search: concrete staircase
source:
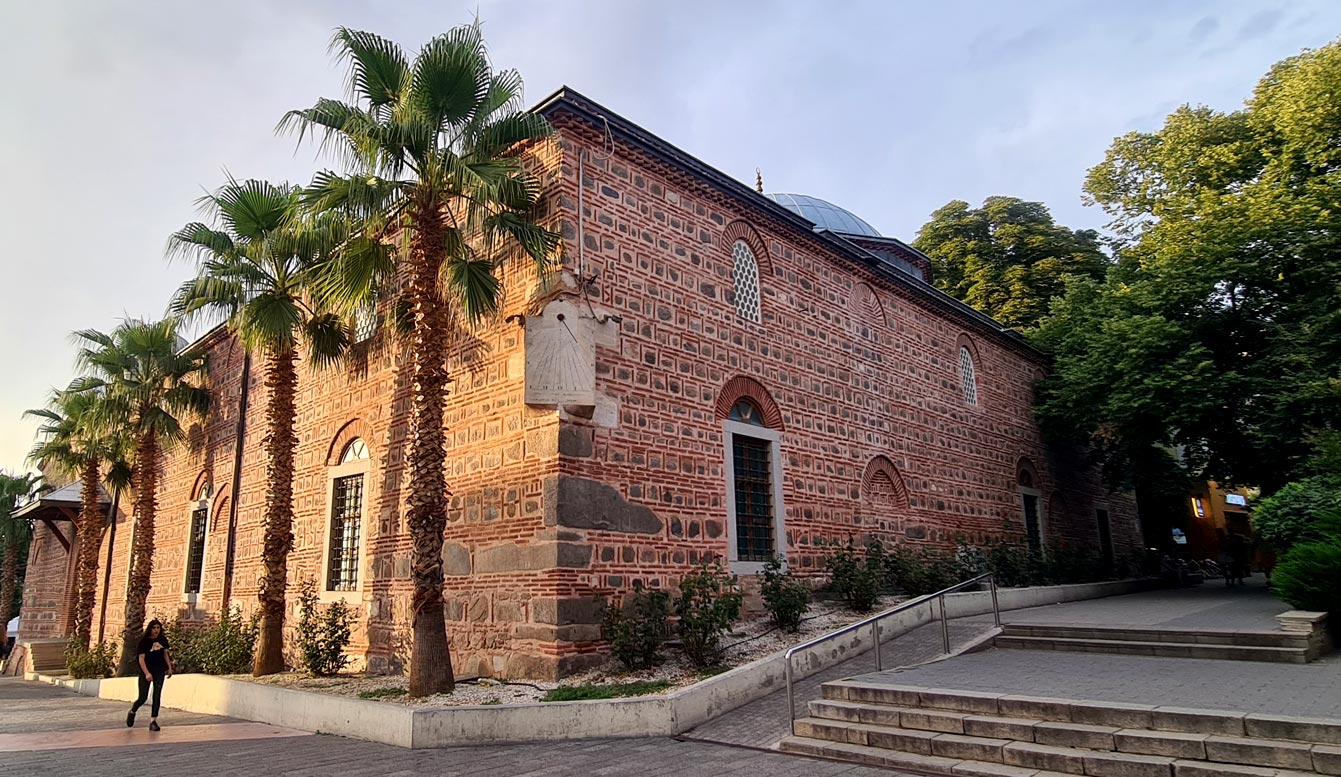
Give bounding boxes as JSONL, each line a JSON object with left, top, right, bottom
{"left": 995, "top": 623, "right": 1313, "bottom": 664}
{"left": 779, "top": 679, "right": 1341, "bottom": 776}
{"left": 19, "top": 640, "right": 68, "bottom": 674}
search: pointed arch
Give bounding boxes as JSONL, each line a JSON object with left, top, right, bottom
{"left": 862, "top": 456, "right": 909, "bottom": 511}
{"left": 852, "top": 281, "right": 885, "bottom": 324}
{"left": 715, "top": 375, "right": 784, "bottom": 430}
{"left": 1016, "top": 456, "right": 1039, "bottom": 489}
{"left": 190, "top": 470, "right": 213, "bottom": 503}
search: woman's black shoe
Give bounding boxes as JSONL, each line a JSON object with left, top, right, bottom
{"left": 126, "top": 711, "right": 135, "bottom": 728}
{"left": 149, "top": 721, "right": 160, "bottom": 732}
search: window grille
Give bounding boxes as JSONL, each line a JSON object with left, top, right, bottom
{"left": 732, "top": 435, "right": 774, "bottom": 561}
{"left": 327, "top": 474, "right": 363, "bottom": 592}
{"left": 184, "top": 506, "right": 208, "bottom": 594}
{"left": 731, "top": 241, "right": 761, "bottom": 323}
{"left": 959, "top": 346, "right": 978, "bottom": 406}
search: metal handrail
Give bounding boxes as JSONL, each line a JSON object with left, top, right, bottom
{"left": 783, "top": 572, "right": 1001, "bottom": 735}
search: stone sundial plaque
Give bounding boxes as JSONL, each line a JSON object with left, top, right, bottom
{"left": 524, "top": 301, "right": 596, "bottom": 406}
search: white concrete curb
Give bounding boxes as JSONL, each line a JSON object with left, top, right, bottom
{"left": 41, "top": 577, "right": 1155, "bottom": 749}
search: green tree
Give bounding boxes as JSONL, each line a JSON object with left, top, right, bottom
{"left": 0, "top": 472, "right": 41, "bottom": 646}
{"left": 280, "top": 24, "right": 558, "bottom": 696}
{"left": 913, "top": 196, "right": 1108, "bottom": 330}
{"left": 169, "top": 178, "right": 365, "bottom": 677}
{"left": 1035, "top": 38, "right": 1341, "bottom": 495}
{"left": 74, "top": 319, "right": 209, "bottom": 676}
{"left": 25, "top": 386, "right": 130, "bottom": 650}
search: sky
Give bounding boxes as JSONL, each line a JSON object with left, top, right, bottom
{"left": 2, "top": 0, "right": 1339, "bottom": 475}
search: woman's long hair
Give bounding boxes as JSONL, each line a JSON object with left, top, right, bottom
{"left": 138, "top": 619, "right": 164, "bottom": 651}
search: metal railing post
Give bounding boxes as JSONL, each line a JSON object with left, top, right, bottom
{"left": 785, "top": 656, "right": 796, "bottom": 735}
{"left": 990, "top": 574, "right": 1002, "bottom": 627}
{"left": 939, "top": 594, "right": 951, "bottom": 654}
{"left": 873, "top": 618, "right": 883, "bottom": 671}
{"left": 780, "top": 572, "right": 992, "bottom": 738}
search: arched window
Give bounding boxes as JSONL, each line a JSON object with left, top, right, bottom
{"left": 326, "top": 436, "right": 370, "bottom": 596}
{"left": 340, "top": 437, "right": 369, "bottom": 463}
{"left": 959, "top": 346, "right": 979, "bottom": 406}
{"left": 728, "top": 398, "right": 765, "bottom": 426}
{"left": 719, "top": 380, "right": 784, "bottom": 573}
{"left": 731, "top": 240, "right": 761, "bottom": 323}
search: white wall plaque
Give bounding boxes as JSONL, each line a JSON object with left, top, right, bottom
{"left": 524, "top": 299, "right": 596, "bottom": 406}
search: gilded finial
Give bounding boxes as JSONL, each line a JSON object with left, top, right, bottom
{"left": 755, "top": 167, "right": 764, "bottom": 194}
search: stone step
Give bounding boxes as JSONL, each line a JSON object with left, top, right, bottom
{"left": 24, "top": 641, "right": 67, "bottom": 673}
{"left": 994, "top": 634, "right": 1308, "bottom": 663}
{"left": 819, "top": 680, "right": 1341, "bottom": 746}
{"left": 1000, "top": 623, "right": 1311, "bottom": 649}
{"left": 793, "top": 714, "right": 1341, "bottom": 773}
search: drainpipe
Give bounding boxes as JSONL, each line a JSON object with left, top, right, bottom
{"left": 220, "top": 351, "right": 251, "bottom": 614}
{"left": 96, "top": 486, "right": 121, "bottom": 644}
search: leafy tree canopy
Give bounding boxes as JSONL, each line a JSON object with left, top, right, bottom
{"left": 1034, "top": 38, "right": 1341, "bottom": 493}
{"left": 913, "top": 196, "right": 1109, "bottom": 330}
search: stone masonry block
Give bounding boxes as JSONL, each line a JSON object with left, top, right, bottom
{"left": 997, "top": 695, "right": 1072, "bottom": 722}
{"left": 1313, "top": 744, "right": 1341, "bottom": 775}
{"left": 1151, "top": 707, "right": 1245, "bottom": 736}
{"left": 963, "top": 715, "right": 1039, "bottom": 741}
{"left": 546, "top": 475, "right": 662, "bottom": 534}
{"left": 1069, "top": 701, "right": 1155, "bottom": 729}
{"left": 1033, "top": 721, "right": 1117, "bottom": 750}
{"left": 1203, "top": 734, "right": 1314, "bottom": 770}
{"left": 1243, "top": 713, "right": 1341, "bottom": 745}
{"left": 1114, "top": 729, "right": 1207, "bottom": 759}
{"left": 1081, "top": 751, "right": 1174, "bottom": 777}
{"left": 919, "top": 688, "right": 1002, "bottom": 714}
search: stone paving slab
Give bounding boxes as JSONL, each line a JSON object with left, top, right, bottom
{"left": 0, "top": 678, "right": 913, "bottom": 776}
{"left": 0, "top": 721, "right": 310, "bottom": 752}
{"left": 861, "top": 648, "right": 1341, "bottom": 719}
{"left": 0, "top": 676, "right": 234, "bottom": 733}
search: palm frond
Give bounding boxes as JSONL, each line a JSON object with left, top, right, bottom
{"left": 410, "top": 23, "right": 491, "bottom": 132}
{"left": 331, "top": 27, "right": 409, "bottom": 109}
{"left": 442, "top": 253, "right": 502, "bottom": 324}
{"left": 302, "top": 312, "right": 351, "bottom": 370}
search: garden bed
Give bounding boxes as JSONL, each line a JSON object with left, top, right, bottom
{"left": 230, "top": 593, "right": 908, "bottom": 708}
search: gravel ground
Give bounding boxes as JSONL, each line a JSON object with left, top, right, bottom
{"left": 230, "top": 594, "right": 905, "bottom": 708}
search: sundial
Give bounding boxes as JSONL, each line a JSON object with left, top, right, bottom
{"left": 524, "top": 299, "right": 596, "bottom": 406}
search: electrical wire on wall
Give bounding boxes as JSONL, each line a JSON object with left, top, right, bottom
{"left": 575, "top": 116, "right": 614, "bottom": 319}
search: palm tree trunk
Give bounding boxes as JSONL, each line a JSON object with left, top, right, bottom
{"left": 72, "top": 458, "right": 105, "bottom": 650}
{"left": 254, "top": 349, "right": 297, "bottom": 676}
{"left": 117, "top": 432, "right": 158, "bottom": 676}
{"left": 406, "top": 211, "right": 455, "bottom": 697}
{"left": 0, "top": 542, "right": 18, "bottom": 650}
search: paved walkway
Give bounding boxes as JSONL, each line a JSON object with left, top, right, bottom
{"left": 0, "top": 679, "right": 910, "bottom": 777}
{"left": 688, "top": 576, "right": 1320, "bottom": 749}
{"left": 859, "top": 648, "right": 1341, "bottom": 718}
{"left": 988, "top": 574, "right": 1289, "bottom": 632}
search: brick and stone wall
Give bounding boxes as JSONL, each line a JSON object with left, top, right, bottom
{"left": 26, "top": 91, "right": 1141, "bottom": 681}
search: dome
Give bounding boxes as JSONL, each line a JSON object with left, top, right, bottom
{"left": 765, "top": 192, "right": 881, "bottom": 238}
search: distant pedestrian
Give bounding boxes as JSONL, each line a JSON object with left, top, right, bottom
{"left": 126, "top": 619, "right": 173, "bottom": 731}
{"left": 1227, "top": 532, "right": 1251, "bottom": 586}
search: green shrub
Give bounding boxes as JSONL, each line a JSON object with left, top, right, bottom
{"left": 760, "top": 557, "right": 809, "bottom": 632}
{"left": 602, "top": 583, "right": 670, "bottom": 670}
{"left": 675, "top": 559, "right": 743, "bottom": 667}
{"left": 65, "top": 639, "right": 116, "bottom": 679}
{"left": 1272, "top": 541, "right": 1341, "bottom": 613}
{"left": 541, "top": 679, "right": 671, "bottom": 702}
{"left": 1253, "top": 478, "right": 1341, "bottom": 553}
{"left": 164, "top": 606, "right": 258, "bottom": 675}
{"left": 296, "top": 578, "right": 352, "bottom": 677}
{"left": 824, "top": 538, "right": 884, "bottom": 612}
{"left": 886, "top": 543, "right": 960, "bottom": 596}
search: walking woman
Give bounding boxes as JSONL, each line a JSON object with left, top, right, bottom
{"left": 126, "top": 619, "right": 173, "bottom": 731}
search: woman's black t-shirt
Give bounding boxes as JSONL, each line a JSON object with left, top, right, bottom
{"left": 138, "top": 635, "right": 170, "bottom": 674}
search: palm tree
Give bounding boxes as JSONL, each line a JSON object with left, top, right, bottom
{"left": 74, "top": 319, "right": 209, "bottom": 676}
{"left": 279, "top": 23, "right": 559, "bottom": 695}
{"left": 0, "top": 472, "right": 42, "bottom": 647}
{"left": 24, "top": 385, "right": 128, "bottom": 650}
{"left": 169, "top": 178, "right": 361, "bottom": 676}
